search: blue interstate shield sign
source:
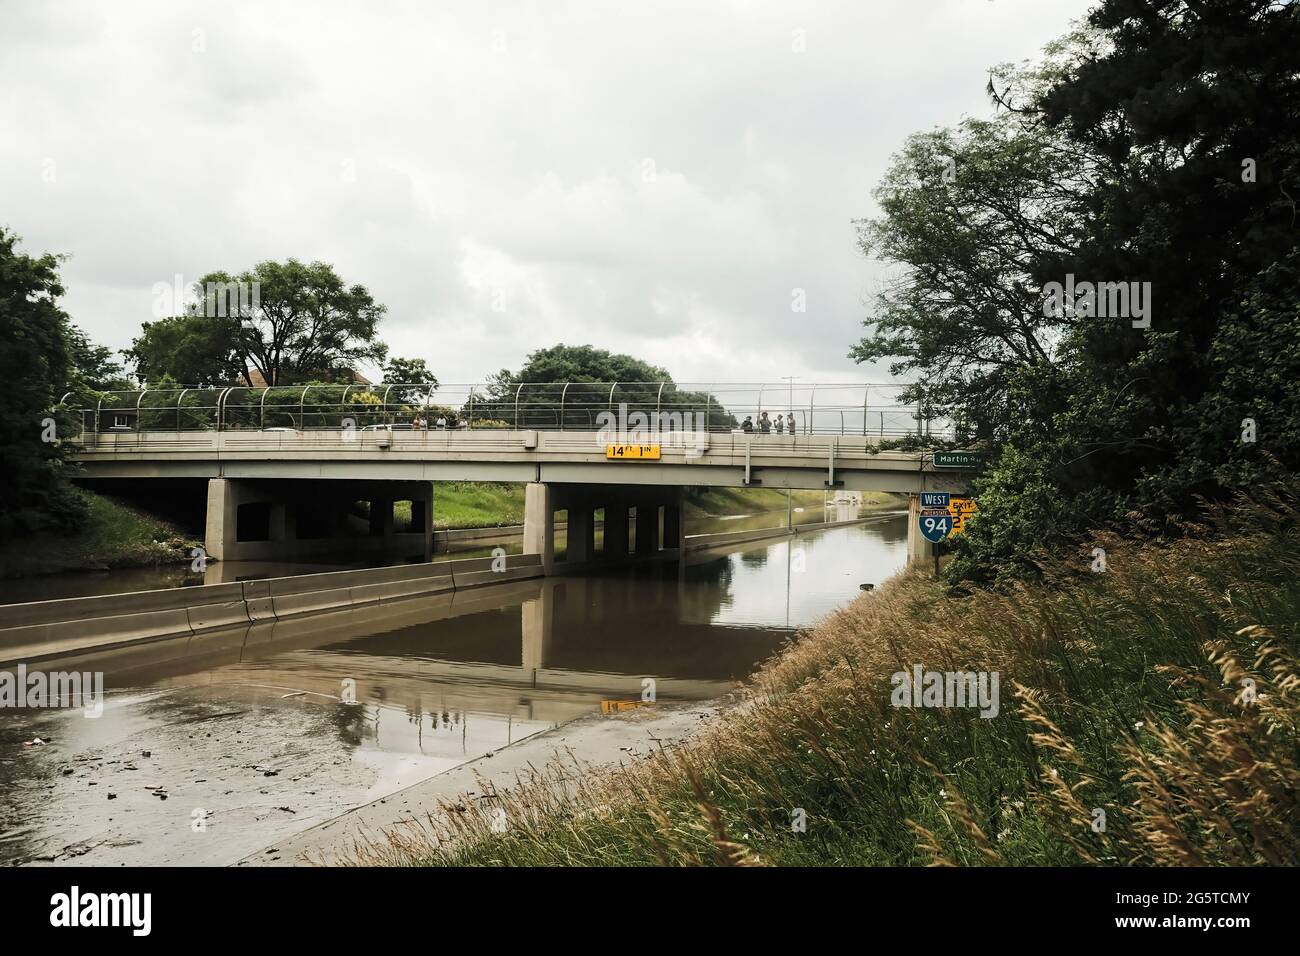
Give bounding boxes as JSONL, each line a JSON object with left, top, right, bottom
{"left": 919, "top": 510, "right": 953, "bottom": 543}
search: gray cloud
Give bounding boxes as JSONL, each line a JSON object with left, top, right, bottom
{"left": 1, "top": 0, "right": 1093, "bottom": 387}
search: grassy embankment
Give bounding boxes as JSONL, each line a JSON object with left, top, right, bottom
{"left": 428, "top": 482, "right": 526, "bottom": 529}
{"left": 362, "top": 491, "right": 1297, "bottom": 866}
{"left": 403, "top": 485, "right": 898, "bottom": 529}
{"left": 0, "top": 489, "right": 196, "bottom": 579}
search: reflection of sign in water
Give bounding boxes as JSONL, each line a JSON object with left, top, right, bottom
{"left": 947, "top": 497, "right": 978, "bottom": 535}
{"left": 605, "top": 444, "right": 662, "bottom": 460}
{"left": 601, "top": 699, "right": 652, "bottom": 713}
{"left": 919, "top": 510, "right": 953, "bottom": 543}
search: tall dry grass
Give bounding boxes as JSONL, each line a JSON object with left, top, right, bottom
{"left": 349, "top": 489, "right": 1299, "bottom": 867}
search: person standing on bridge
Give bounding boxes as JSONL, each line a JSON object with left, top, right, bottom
{"left": 786, "top": 412, "right": 796, "bottom": 435}
{"left": 759, "top": 411, "right": 771, "bottom": 434}
{"left": 774, "top": 414, "right": 784, "bottom": 434}
{"left": 741, "top": 416, "right": 754, "bottom": 432}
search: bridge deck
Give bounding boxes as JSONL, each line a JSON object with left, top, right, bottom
{"left": 71, "top": 429, "right": 974, "bottom": 494}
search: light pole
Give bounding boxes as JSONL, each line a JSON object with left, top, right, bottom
{"left": 781, "top": 376, "right": 797, "bottom": 433}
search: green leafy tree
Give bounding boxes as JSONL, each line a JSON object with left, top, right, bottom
{"left": 855, "top": 2, "right": 1300, "bottom": 582}
{"left": 381, "top": 356, "right": 438, "bottom": 406}
{"left": 851, "top": 40, "right": 1098, "bottom": 444}
{"left": 200, "top": 259, "right": 388, "bottom": 385}
{"left": 124, "top": 313, "right": 244, "bottom": 386}
{"left": 381, "top": 356, "right": 438, "bottom": 387}
{"left": 0, "top": 228, "right": 91, "bottom": 537}
{"left": 476, "top": 344, "right": 732, "bottom": 431}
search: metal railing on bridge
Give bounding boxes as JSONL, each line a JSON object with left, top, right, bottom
{"left": 61, "top": 382, "right": 953, "bottom": 440}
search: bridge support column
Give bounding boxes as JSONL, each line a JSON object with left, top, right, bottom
{"left": 369, "top": 493, "right": 394, "bottom": 537}
{"left": 906, "top": 494, "right": 930, "bottom": 568}
{"left": 604, "top": 503, "right": 629, "bottom": 558}
{"left": 634, "top": 503, "right": 659, "bottom": 556}
{"left": 416, "top": 484, "right": 434, "bottom": 562}
{"left": 523, "top": 482, "right": 555, "bottom": 575}
{"left": 663, "top": 488, "right": 686, "bottom": 578}
{"left": 567, "top": 505, "right": 594, "bottom": 564}
{"left": 204, "top": 478, "right": 238, "bottom": 563}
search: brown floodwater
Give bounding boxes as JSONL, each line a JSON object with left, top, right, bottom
{"left": 0, "top": 511, "right": 906, "bottom": 866}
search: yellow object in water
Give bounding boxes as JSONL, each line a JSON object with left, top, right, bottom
{"left": 601, "top": 699, "right": 652, "bottom": 714}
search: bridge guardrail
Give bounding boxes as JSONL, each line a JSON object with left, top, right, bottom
{"left": 59, "top": 381, "right": 957, "bottom": 441}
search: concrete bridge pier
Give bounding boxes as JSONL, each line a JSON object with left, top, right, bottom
{"left": 522, "top": 482, "right": 687, "bottom": 575}
{"left": 603, "top": 503, "right": 629, "bottom": 558}
{"left": 204, "top": 477, "right": 433, "bottom": 564}
{"left": 906, "top": 493, "right": 931, "bottom": 568}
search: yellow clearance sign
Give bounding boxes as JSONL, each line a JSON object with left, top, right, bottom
{"left": 948, "top": 497, "right": 978, "bottom": 535}
{"left": 605, "top": 444, "right": 662, "bottom": 460}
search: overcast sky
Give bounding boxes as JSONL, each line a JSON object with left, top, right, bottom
{"left": 2, "top": 0, "right": 1093, "bottom": 387}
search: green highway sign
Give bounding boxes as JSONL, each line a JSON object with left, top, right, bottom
{"left": 933, "top": 451, "right": 985, "bottom": 469}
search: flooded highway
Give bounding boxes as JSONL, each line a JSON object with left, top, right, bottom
{"left": 0, "top": 512, "right": 906, "bottom": 866}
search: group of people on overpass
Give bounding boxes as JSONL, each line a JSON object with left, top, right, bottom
{"left": 740, "top": 411, "right": 797, "bottom": 434}
{"left": 410, "top": 414, "right": 450, "bottom": 430}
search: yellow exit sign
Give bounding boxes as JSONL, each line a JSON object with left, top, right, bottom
{"left": 605, "top": 444, "right": 661, "bottom": 460}
{"left": 948, "top": 496, "right": 978, "bottom": 535}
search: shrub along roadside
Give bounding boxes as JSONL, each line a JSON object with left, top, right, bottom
{"left": 376, "top": 488, "right": 1297, "bottom": 866}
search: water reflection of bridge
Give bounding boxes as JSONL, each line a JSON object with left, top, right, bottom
{"left": 44, "top": 571, "right": 775, "bottom": 725}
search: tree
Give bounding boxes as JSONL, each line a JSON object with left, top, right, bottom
{"left": 382, "top": 356, "right": 440, "bottom": 409}
{"left": 476, "top": 344, "right": 733, "bottom": 431}
{"left": 124, "top": 314, "right": 244, "bottom": 387}
{"left": 1028, "top": 0, "right": 1300, "bottom": 508}
{"left": 0, "top": 228, "right": 90, "bottom": 537}
{"left": 66, "top": 324, "right": 130, "bottom": 391}
{"left": 853, "top": 2, "right": 1300, "bottom": 582}
{"left": 491, "top": 343, "right": 672, "bottom": 388}
{"left": 851, "top": 40, "right": 1099, "bottom": 443}
{"left": 199, "top": 259, "right": 388, "bottom": 385}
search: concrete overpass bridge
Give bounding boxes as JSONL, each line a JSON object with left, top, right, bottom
{"left": 63, "top": 382, "right": 981, "bottom": 570}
